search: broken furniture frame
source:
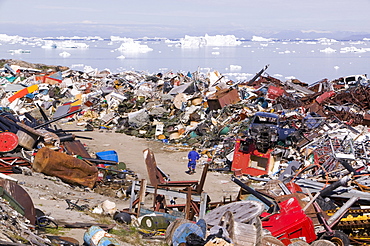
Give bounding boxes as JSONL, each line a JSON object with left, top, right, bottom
{"left": 143, "top": 148, "right": 208, "bottom": 194}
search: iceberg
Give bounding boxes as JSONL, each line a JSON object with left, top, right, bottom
{"left": 318, "top": 38, "right": 338, "bottom": 45}
{"left": 58, "top": 41, "right": 89, "bottom": 49}
{"left": 41, "top": 40, "right": 57, "bottom": 49}
{"left": 110, "top": 36, "right": 133, "bottom": 42}
{"left": 59, "top": 51, "right": 71, "bottom": 57}
{"left": 8, "top": 49, "right": 30, "bottom": 54}
{"left": 340, "top": 46, "right": 367, "bottom": 53}
{"left": 320, "top": 47, "right": 336, "bottom": 53}
{"left": 251, "top": 36, "right": 273, "bottom": 42}
{"left": 117, "top": 39, "right": 153, "bottom": 53}
{"left": 229, "top": 65, "right": 242, "bottom": 72}
{"left": 180, "top": 34, "right": 241, "bottom": 48}
{"left": 0, "top": 34, "right": 23, "bottom": 43}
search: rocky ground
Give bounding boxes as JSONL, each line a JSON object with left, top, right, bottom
{"left": 8, "top": 122, "right": 239, "bottom": 245}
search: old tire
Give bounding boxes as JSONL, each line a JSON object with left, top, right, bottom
{"left": 320, "top": 230, "right": 350, "bottom": 246}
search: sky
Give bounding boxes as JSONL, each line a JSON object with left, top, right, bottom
{"left": 1, "top": 0, "right": 370, "bottom": 38}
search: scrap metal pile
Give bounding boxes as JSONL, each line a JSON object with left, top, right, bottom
{"left": 2, "top": 59, "right": 370, "bottom": 245}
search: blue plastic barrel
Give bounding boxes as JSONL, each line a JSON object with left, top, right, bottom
{"left": 83, "top": 226, "right": 120, "bottom": 246}
{"left": 97, "top": 237, "right": 120, "bottom": 246}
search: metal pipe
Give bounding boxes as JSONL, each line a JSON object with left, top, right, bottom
{"left": 338, "top": 159, "right": 356, "bottom": 174}
{"left": 34, "top": 108, "right": 82, "bottom": 129}
{"left": 231, "top": 176, "right": 277, "bottom": 212}
{"left": 319, "top": 176, "right": 350, "bottom": 197}
{"left": 327, "top": 196, "right": 359, "bottom": 226}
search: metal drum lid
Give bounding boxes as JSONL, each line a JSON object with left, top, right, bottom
{"left": 0, "top": 132, "right": 18, "bottom": 152}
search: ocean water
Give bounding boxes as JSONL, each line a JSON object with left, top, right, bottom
{"left": 1, "top": 37, "right": 370, "bottom": 84}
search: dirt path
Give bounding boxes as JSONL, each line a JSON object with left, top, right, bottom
{"left": 9, "top": 123, "right": 240, "bottom": 244}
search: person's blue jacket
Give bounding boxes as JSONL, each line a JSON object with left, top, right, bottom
{"left": 188, "top": 150, "right": 200, "bottom": 163}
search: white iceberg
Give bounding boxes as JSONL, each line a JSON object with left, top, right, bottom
{"left": 111, "top": 36, "right": 132, "bottom": 42}
{"left": 0, "top": 34, "right": 23, "bottom": 43}
{"left": 117, "top": 55, "right": 126, "bottom": 59}
{"left": 117, "top": 39, "right": 153, "bottom": 53}
{"left": 8, "top": 49, "right": 30, "bottom": 54}
{"left": 180, "top": 34, "right": 241, "bottom": 48}
{"left": 340, "top": 46, "right": 367, "bottom": 53}
{"left": 320, "top": 47, "right": 336, "bottom": 53}
{"left": 57, "top": 41, "right": 89, "bottom": 49}
{"left": 318, "top": 38, "right": 338, "bottom": 45}
{"left": 41, "top": 40, "right": 57, "bottom": 49}
{"left": 59, "top": 51, "right": 71, "bottom": 57}
{"left": 229, "top": 65, "right": 242, "bottom": 72}
{"left": 251, "top": 36, "right": 273, "bottom": 42}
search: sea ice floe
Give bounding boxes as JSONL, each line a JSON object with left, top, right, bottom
{"left": 8, "top": 49, "right": 30, "bottom": 54}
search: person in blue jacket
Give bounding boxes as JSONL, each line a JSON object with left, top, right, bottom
{"left": 186, "top": 147, "right": 200, "bottom": 174}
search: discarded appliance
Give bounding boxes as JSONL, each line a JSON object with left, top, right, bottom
{"left": 231, "top": 139, "right": 274, "bottom": 176}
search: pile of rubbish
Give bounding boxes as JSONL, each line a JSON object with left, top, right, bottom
{"left": 3, "top": 59, "right": 370, "bottom": 245}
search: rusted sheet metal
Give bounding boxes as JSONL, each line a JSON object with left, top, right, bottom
{"left": 33, "top": 147, "right": 98, "bottom": 188}
{"left": 267, "top": 85, "right": 285, "bottom": 100}
{"left": 0, "top": 156, "right": 32, "bottom": 174}
{"left": 0, "top": 179, "right": 36, "bottom": 225}
{"left": 143, "top": 148, "right": 164, "bottom": 186}
{"left": 207, "top": 88, "right": 240, "bottom": 110}
{"left": 63, "top": 140, "right": 92, "bottom": 158}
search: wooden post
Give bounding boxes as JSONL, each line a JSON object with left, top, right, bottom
{"left": 153, "top": 184, "right": 158, "bottom": 210}
{"left": 137, "top": 179, "right": 147, "bottom": 217}
{"left": 185, "top": 186, "right": 192, "bottom": 220}
{"left": 129, "top": 180, "right": 137, "bottom": 212}
{"left": 199, "top": 192, "right": 208, "bottom": 219}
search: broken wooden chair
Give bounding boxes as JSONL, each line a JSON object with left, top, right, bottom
{"left": 131, "top": 148, "right": 210, "bottom": 219}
